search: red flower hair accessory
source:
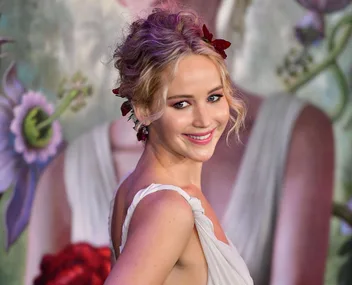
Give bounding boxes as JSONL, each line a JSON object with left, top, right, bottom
{"left": 112, "top": 88, "right": 148, "bottom": 141}
{"left": 202, "top": 24, "right": 231, "bottom": 59}
{"left": 112, "top": 88, "right": 133, "bottom": 116}
{"left": 34, "top": 242, "right": 111, "bottom": 285}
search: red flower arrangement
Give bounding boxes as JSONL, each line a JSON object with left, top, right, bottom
{"left": 34, "top": 242, "right": 111, "bottom": 285}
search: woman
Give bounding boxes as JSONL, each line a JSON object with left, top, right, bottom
{"left": 105, "top": 6, "right": 253, "bottom": 285}
{"left": 27, "top": 1, "right": 333, "bottom": 285}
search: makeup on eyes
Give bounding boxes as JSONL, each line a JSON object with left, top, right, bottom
{"left": 170, "top": 93, "right": 224, "bottom": 109}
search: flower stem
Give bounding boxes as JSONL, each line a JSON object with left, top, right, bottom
{"left": 330, "top": 62, "right": 350, "bottom": 121}
{"left": 327, "top": 15, "right": 352, "bottom": 122}
{"left": 286, "top": 14, "right": 352, "bottom": 99}
{"left": 37, "top": 89, "right": 79, "bottom": 130}
{"left": 332, "top": 201, "right": 352, "bottom": 228}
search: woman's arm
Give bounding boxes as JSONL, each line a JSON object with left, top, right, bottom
{"left": 25, "top": 150, "right": 72, "bottom": 285}
{"left": 271, "top": 105, "right": 334, "bottom": 285}
{"left": 105, "top": 190, "right": 194, "bottom": 285}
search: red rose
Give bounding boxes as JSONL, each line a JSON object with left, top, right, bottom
{"left": 34, "top": 242, "right": 111, "bottom": 285}
{"left": 120, "top": 100, "right": 132, "bottom": 116}
{"left": 202, "top": 24, "right": 231, "bottom": 59}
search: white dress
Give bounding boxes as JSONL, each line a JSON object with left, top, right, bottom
{"left": 108, "top": 183, "right": 254, "bottom": 285}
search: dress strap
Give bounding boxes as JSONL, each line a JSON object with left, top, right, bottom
{"left": 119, "top": 184, "right": 205, "bottom": 253}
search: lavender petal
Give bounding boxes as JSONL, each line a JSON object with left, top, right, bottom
{"left": 0, "top": 96, "right": 12, "bottom": 114}
{"left": 0, "top": 105, "right": 12, "bottom": 125}
{"left": 0, "top": 37, "right": 14, "bottom": 53}
{"left": 0, "top": 134, "right": 9, "bottom": 152}
{"left": 296, "top": 0, "right": 351, "bottom": 13}
{"left": 0, "top": 150, "right": 17, "bottom": 192}
{"left": 341, "top": 198, "right": 352, "bottom": 235}
{"left": 4, "top": 165, "right": 39, "bottom": 250}
{"left": 295, "top": 12, "right": 325, "bottom": 46}
{"left": 2, "top": 62, "right": 25, "bottom": 105}
{"left": 0, "top": 38, "right": 14, "bottom": 58}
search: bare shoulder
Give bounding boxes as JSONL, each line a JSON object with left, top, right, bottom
{"left": 107, "top": 189, "right": 195, "bottom": 285}
{"left": 33, "top": 147, "right": 72, "bottom": 226}
{"left": 36, "top": 146, "right": 67, "bottom": 201}
{"left": 284, "top": 102, "right": 334, "bottom": 217}
{"left": 271, "top": 104, "right": 334, "bottom": 285}
{"left": 286, "top": 103, "right": 334, "bottom": 187}
{"left": 28, "top": 146, "right": 71, "bottom": 256}
{"left": 292, "top": 103, "right": 334, "bottom": 150}
{"left": 129, "top": 189, "right": 195, "bottom": 235}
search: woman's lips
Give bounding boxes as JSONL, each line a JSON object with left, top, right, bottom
{"left": 183, "top": 129, "right": 215, "bottom": 145}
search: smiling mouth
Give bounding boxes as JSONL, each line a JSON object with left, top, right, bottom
{"left": 183, "top": 129, "right": 215, "bottom": 145}
{"left": 187, "top": 133, "right": 212, "bottom": 140}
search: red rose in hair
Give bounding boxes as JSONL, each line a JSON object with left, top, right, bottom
{"left": 34, "top": 242, "right": 111, "bottom": 285}
{"left": 202, "top": 24, "right": 231, "bottom": 59}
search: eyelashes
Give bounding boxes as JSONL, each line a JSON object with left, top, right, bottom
{"left": 172, "top": 94, "right": 223, "bottom": 110}
{"left": 208, "top": 94, "right": 223, "bottom": 103}
{"left": 173, "top": 101, "right": 189, "bottom": 109}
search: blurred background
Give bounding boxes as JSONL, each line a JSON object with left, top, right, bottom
{"left": 0, "top": 0, "right": 352, "bottom": 284}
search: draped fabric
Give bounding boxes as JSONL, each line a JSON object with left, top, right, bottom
{"left": 222, "top": 94, "right": 306, "bottom": 285}
{"left": 109, "top": 183, "right": 254, "bottom": 285}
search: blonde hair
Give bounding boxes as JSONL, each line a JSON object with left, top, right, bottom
{"left": 113, "top": 6, "right": 245, "bottom": 140}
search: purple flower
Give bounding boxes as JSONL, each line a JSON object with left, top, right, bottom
{"left": 0, "top": 37, "right": 15, "bottom": 58}
{"left": 10, "top": 91, "right": 62, "bottom": 164}
{"left": 295, "top": 0, "right": 351, "bottom": 46}
{"left": 0, "top": 62, "right": 63, "bottom": 250}
{"left": 341, "top": 198, "right": 352, "bottom": 236}
{"left": 296, "top": 0, "right": 351, "bottom": 13}
{"left": 295, "top": 12, "right": 325, "bottom": 46}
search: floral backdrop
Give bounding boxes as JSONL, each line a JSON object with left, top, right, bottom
{"left": 0, "top": 0, "right": 351, "bottom": 284}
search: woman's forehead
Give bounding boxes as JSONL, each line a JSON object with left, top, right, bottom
{"left": 167, "top": 55, "right": 222, "bottom": 94}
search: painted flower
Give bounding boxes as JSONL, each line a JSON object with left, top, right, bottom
{"left": 341, "top": 198, "right": 352, "bottom": 235}
{"left": 0, "top": 62, "right": 63, "bottom": 250}
{"left": 10, "top": 91, "right": 62, "bottom": 164}
{"left": 34, "top": 242, "right": 111, "bottom": 285}
{"left": 0, "top": 37, "right": 14, "bottom": 58}
{"left": 295, "top": 12, "right": 325, "bottom": 46}
{"left": 295, "top": 0, "right": 351, "bottom": 46}
{"left": 296, "top": 0, "right": 351, "bottom": 13}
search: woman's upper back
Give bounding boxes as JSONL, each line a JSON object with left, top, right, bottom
{"left": 108, "top": 178, "right": 207, "bottom": 285}
{"left": 107, "top": 177, "right": 253, "bottom": 285}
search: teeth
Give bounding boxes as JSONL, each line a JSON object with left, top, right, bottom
{"left": 188, "top": 133, "right": 211, "bottom": 140}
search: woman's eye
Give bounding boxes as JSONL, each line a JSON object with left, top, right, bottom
{"left": 208, "top": 94, "right": 223, "bottom": 102}
{"left": 173, "top": 101, "right": 190, "bottom": 109}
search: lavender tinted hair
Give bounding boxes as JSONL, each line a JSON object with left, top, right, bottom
{"left": 113, "top": 6, "right": 245, "bottom": 139}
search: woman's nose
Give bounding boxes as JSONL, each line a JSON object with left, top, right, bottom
{"left": 193, "top": 105, "right": 211, "bottom": 128}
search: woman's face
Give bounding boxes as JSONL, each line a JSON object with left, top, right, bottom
{"left": 149, "top": 54, "right": 230, "bottom": 163}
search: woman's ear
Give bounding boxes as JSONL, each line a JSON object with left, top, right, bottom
{"left": 133, "top": 105, "right": 151, "bottom": 126}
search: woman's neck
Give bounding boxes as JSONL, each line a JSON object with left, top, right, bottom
{"left": 136, "top": 142, "right": 203, "bottom": 189}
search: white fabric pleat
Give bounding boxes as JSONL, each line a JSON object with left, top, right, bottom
{"left": 64, "top": 123, "right": 117, "bottom": 246}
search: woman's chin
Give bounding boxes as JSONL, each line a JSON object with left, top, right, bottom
{"left": 187, "top": 149, "right": 216, "bottom": 163}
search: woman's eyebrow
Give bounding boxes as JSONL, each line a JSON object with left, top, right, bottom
{"left": 167, "top": 85, "right": 223, "bottom": 100}
{"left": 208, "top": 85, "right": 223, "bottom": 94}
{"left": 167, "top": 94, "right": 193, "bottom": 100}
